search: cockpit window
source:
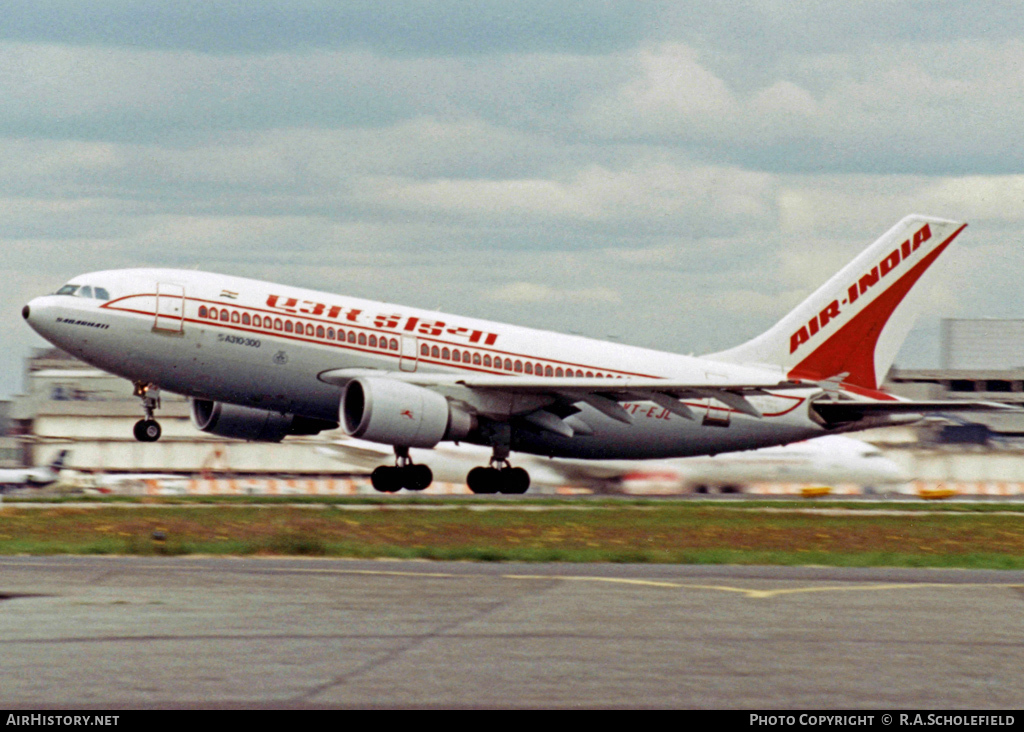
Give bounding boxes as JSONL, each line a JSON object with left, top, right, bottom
{"left": 54, "top": 284, "right": 111, "bottom": 300}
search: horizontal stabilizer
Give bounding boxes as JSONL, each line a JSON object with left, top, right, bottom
{"left": 813, "top": 399, "right": 1018, "bottom": 425}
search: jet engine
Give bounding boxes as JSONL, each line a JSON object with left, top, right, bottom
{"left": 340, "top": 377, "right": 475, "bottom": 448}
{"left": 190, "top": 399, "right": 336, "bottom": 442}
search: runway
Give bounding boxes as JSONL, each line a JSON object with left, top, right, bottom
{"left": 2, "top": 556, "right": 1023, "bottom": 708}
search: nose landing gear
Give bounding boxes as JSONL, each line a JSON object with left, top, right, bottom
{"left": 132, "top": 382, "right": 162, "bottom": 442}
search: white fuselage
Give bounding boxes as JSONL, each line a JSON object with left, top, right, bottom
{"left": 24, "top": 268, "right": 827, "bottom": 460}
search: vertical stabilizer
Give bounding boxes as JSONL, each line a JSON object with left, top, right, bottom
{"left": 708, "top": 215, "right": 966, "bottom": 391}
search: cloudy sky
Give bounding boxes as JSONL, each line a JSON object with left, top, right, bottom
{"left": 3, "top": 1, "right": 1024, "bottom": 397}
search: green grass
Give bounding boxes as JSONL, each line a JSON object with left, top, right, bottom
{"left": 5, "top": 498, "right": 1024, "bottom": 568}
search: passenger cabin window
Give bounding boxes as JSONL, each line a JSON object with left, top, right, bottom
{"left": 199, "top": 306, "right": 208, "bottom": 318}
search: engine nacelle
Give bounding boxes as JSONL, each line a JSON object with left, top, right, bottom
{"left": 190, "top": 399, "right": 335, "bottom": 442}
{"left": 340, "top": 377, "right": 474, "bottom": 448}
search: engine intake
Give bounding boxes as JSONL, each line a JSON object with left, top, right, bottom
{"left": 190, "top": 399, "right": 336, "bottom": 442}
{"left": 340, "top": 377, "right": 474, "bottom": 448}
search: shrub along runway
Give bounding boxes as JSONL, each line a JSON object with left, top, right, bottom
{"left": 4, "top": 497, "right": 1024, "bottom": 568}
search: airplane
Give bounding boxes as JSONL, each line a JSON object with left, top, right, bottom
{"left": 0, "top": 449, "right": 71, "bottom": 492}
{"left": 317, "top": 433, "right": 908, "bottom": 494}
{"left": 22, "top": 214, "right": 1012, "bottom": 494}
{"left": 77, "top": 472, "right": 191, "bottom": 495}
{"left": 604, "top": 434, "right": 907, "bottom": 494}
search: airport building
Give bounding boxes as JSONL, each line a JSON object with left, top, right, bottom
{"left": 6, "top": 346, "right": 366, "bottom": 492}
{"left": 885, "top": 319, "right": 1024, "bottom": 442}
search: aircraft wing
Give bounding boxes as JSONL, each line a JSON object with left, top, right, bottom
{"left": 319, "top": 368, "right": 813, "bottom": 423}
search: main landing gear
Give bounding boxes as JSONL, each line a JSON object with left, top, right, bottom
{"left": 466, "top": 461, "right": 530, "bottom": 495}
{"left": 466, "top": 428, "right": 530, "bottom": 494}
{"left": 132, "top": 382, "right": 162, "bottom": 443}
{"left": 370, "top": 446, "right": 433, "bottom": 493}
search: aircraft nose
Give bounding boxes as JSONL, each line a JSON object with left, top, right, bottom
{"left": 22, "top": 296, "right": 57, "bottom": 337}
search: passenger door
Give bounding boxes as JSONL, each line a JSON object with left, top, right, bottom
{"left": 154, "top": 283, "right": 185, "bottom": 333}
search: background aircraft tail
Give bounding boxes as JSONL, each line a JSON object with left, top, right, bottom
{"left": 48, "top": 449, "right": 70, "bottom": 472}
{"left": 708, "top": 215, "right": 967, "bottom": 392}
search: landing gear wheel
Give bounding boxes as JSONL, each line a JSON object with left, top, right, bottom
{"left": 467, "top": 467, "right": 498, "bottom": 494}
{"left": 371, "top": 466, "right": 402, "bottom": 493}
{"left": 501, "top": 467, "right": 530, "bottom": 495}
{"left": 406, "top": 464, "right": 433, "bottom": 491}
{"left": 467, "top": 465, "right": 530, "bottom": 495}
{"left": 133, "top": 419, "right": 161, "bottom": 443}
{"left": 370, "top": 463, "right": 434, "bottom": 493}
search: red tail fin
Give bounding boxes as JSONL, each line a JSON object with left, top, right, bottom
{"left": 708, "top": 216, "right": 967, "bottom": 390}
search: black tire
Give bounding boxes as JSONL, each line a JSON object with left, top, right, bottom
{"left": 406, "top": 464, "right": 433, "bottom": 491}
{"left": 501, "top": 467, "right": 530, "bottom": 494}
{"left": 467, "top": 467, "right": 498, "bottom": 494}
{"left": 371, "top": 466, "right": 402, "bottom": 493}
{"left": 134, "top": 419, "right": 161, "bottom": 442}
